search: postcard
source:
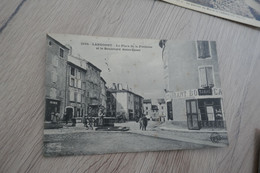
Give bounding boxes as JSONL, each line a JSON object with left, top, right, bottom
{"left": 44, "top": 34, "right": 229, "bottom": 156}
{"left": 161, "top": 0, "right": 260, "bottom": 27}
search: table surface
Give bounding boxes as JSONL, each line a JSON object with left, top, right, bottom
{"left": 1, "top": 0, "right": 260, "bottom": 172}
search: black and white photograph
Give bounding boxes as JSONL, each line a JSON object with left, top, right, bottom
{"left": 161, "top": 0, "right": 260, "bottom": 27}
{"left": 44, "top": 34, "right": 229, "bottom": 157}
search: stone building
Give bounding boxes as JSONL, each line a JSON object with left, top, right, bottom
{"left": 85, "top": 62, "right": 102, "bottom": 117}
{"left": 106, "top": 84, "right": 143, "bottom": 121}
{"left": 45, "top": 35, "right": 69, "bottom": 121}
{"left": 143, "top": 99, "right": 152, "bottom": 118}
{"left": 163, "top": 40, "right": 226, "bottom": 130}
{"left": 157, "top": 98, "right": 167, "bottom": 120}
{"left": 100, "top": 77, "right": 107, "bottom": 112}
{"left": 45, "top": 35, "right": 106, "bottom": 122}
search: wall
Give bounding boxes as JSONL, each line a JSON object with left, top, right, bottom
{"left": 163, "top": 41, "right": 222, "bottom": 122}
{"left": 45, "top": 37, "right": 68, "bottom": 116}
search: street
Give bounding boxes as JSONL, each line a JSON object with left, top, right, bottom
{"left": 44, "top": 131, "right": 209, "bottom": 157}
{"left": 43, "top": 120, "right": 228, "bottom": 156}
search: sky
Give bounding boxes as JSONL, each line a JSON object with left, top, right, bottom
{"left": 50, "top": 34, "right": 165, "bottom": 100}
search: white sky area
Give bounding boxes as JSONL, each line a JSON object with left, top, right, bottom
{"left": 50, "top": 34, "right": 165, "bottom": 100}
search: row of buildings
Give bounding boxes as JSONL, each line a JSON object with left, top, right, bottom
{"left": 45, "top": 35, "right": 226, "bottom": 130}
{"left": 45, "top": 35, "right": 144, "bottom": 122}
{"left": 143, "top": 99, "right": 167, "bottom": 121}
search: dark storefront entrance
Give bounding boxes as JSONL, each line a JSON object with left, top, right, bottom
{"left": 167, "top": 101, "right": 173, "bottom": 120}
{"left": 186, "top": 98, "right": 224, "bottom": 130}
{"left": 128, "top": 109, "right": 134, "bottom": 121}
{"left": 45, "top": 99, "right": 60, "bottom": 121}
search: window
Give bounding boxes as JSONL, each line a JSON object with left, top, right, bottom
{"left": 74, "top": 92, "right": 77, "bottom": 102}
{"left": 82, "top": 82, "right": 86, "bottom": 90}
{"left": 59, "top": 48, "right": 64, "bottom": 58}
{"left": 77, "top": 80, "right": 81, "bottom": 89}
{"left": 206, "top": 106, "right": 214, "bottom": 121}
{"left": 161, "top": 106, "right": 163, "bottom": 109}
{"left": 70, "top": 91, "right": 74, "bottom": 101}
{"left": 77, "top": 71, "right": 81, "bottom": 79}
{"left": 199, "top": 66, "right": 214, "bottom": 88}
{"left": 146, "top": 107, "right": 148, "bottom": 110}
{"left": 186, "top": 100, "right": 198, "bottom": 114}
{"left": 71, "top": 67, "right": 75, "bottom": 76}
{"left": 197, "top": 41, "right": 210, "bottom": 59}
{"left": 81, "top": 95, "right": 84, "bottom": 103}
{"left": 77, "top": 93, "right": 81, "bottom": 102}
{"left": 70, "top": 78, "right": 75, "bottom": 87}
{"left": 48, "top": 41, "right": 52, "bottom": 46}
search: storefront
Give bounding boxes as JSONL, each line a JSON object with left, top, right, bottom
{"left": 186, "top": 98, "right": 225, "bottom": 130}
{"left": 45, "top": 99, "right": 61, "bottom": 121}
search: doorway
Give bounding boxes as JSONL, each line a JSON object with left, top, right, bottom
{"left": 186, "top": 100, "right": 200, "bottom": 130}
{"left": 167, "top": 101, "right": 173, "bottom": 120}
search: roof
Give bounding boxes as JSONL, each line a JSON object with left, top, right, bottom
{"left": 100, "top": 77, "right": 106, "bottom": 84}
{"left": 47, "top": 34, "right": 70, "bottom": 50}
{"left": 107, "top": 88, "right": 143, "bottom": 99}
{"left": 143, "top": 99, "right": 152, "bottom": 104}
{"left": 87, "top": 62, "right": 102, "bottom": 72}
{"left": 67, "top": 55, "right": 87, "bottom": 71}
{"left": 157, "top": 98, "right": 165, "bottom": 104}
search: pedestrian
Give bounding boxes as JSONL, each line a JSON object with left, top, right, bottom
{"left": 55, "top": 112, "right": 60, "bottom": 122}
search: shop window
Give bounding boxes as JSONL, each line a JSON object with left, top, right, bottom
{"left": 59, "top": 48, "right": 64, "bottom": 58}
{"left": 206, "top": 106, "right": 214, "bottom": 121}
{"left": 197, "top": 41, "right": 211, "bottom": 59}
{"left": 199, "top": 66, "right": 214, "bottom": 88}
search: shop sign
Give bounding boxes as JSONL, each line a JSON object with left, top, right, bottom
{"left": 50, "top": 101, "right": 58, "bottom": 105}
{"left": 198, "top": 88, "right": 212, "bottom": 95}
{"left": 172, "top": 88, "right": 222, "bottom": 99}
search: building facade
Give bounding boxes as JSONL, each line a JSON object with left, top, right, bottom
{"left": 45, "top": 36, "right": 69, "bottom": 121}
{"left": 106, "top": 84, "right": 143, "bottom": 121}
{"left": 157, "top": 98, "right": 167, "bottom": 119}
{"left": 163, "top": 40, "right": 226, "bottom": 130}
{"left": 45, "top": 35, "right": 106, "bottom": 122}
{"left": 143, "top": 99, "right": 152, "bottom": 118}
{"left": 100, "top": 77, "right": 107, "bottom": 112}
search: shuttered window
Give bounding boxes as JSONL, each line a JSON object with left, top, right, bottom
{"left": 197, "top": 41, "right": 210, "bottom": 59}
